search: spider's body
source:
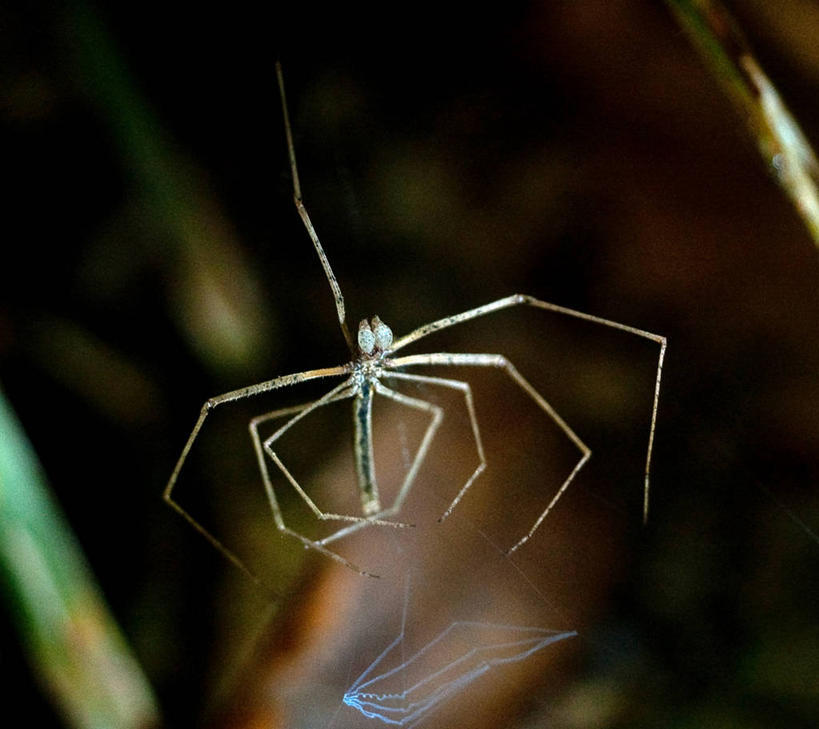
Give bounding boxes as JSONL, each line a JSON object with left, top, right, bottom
{"left": 352, "top": 317, "right": 393, "bottom": 516}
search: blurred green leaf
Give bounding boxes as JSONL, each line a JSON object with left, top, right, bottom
{"left": 0, "top": 385, "right": 159, "bottom": 729}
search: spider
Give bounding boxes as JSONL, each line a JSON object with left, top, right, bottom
{"left": 164, "top": 63, "right": 667, "bottom": 581}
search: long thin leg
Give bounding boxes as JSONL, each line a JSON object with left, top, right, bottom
{"left": 275, "top": 61, "right": 354, "bottom": 353}
{"left": 254, "top": 382, "right": 411, "bottom": 529}
{"left": 389, "top": 293, "right": 667, "bottom": 521}
{"left": 163, "top": 364, "right": 349, "bottom": 582}
{"left": 371, "top": 381, "right": 444, "bottom": 518}
{"left": 248, "top": 381, "right": 441, "bottom": 576}
{"left": 248, "top": 379, "right": 396, "bottom": 577}
{"left": 307, "top": 382, "right": 443, "bottom": 551}
{"left": 383, "top": 371, "right": 487, "bottom": 523}
{"left": 315, "top": 380, "right": 445, "bottom": 550}
{"left": 387, "top": 352, "right": 591, "bottom": 555}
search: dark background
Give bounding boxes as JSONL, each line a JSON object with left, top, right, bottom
{"left": 2, "top": 1, "right": 818, "bottom": 727}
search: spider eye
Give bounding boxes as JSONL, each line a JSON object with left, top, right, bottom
{"left": 372, "top": 316, "right": 393, "bottom": 350}
{"left": 358, "top": 320, "right": 375, "bottom": 354}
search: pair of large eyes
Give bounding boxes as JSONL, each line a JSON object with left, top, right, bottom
{"left": 358, "top": 316, "right": 393, "bottom": 355}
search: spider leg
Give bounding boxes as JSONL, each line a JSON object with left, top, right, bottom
{"left": 387, "top": 352, "right": 591, "bottom": 555}
{"left": 390, "top": 294, "right": 667, "bottom": 522}
{"left": 371, "top": 381, "right": 444, "bottom": 518}
{"left": 276, "top": 62, "right": 354, "bottom": 353}
{"left": 255, "top": 383, "right": 413, "bottom": 530}
{"left": 318, "top": 381, "right": 444, "bottom": 549}
{"left": 382, "top": 370, "right": 487, "bottom": 524}
{"left": 163, "top": 365, "right": 348, "bottom": 582}
{"left": 249, "top": 378, "right": 442, "bottom": 575}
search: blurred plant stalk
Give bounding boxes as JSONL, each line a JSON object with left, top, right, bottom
{"left": 0, "top": 387, "right": 160, "bottom": 728}
{"left": 668, "top": 0, "right": 819, "bottom": 250}
{"left": 69, "top": 2, "right": 276, "bottom": 376}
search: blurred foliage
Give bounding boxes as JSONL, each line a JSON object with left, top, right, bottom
{"left": 0, "top": 386, "right": 159, "bottom": 728}
{"left": 69, "top": 1, "right": 276, "bottom": 377}
{"left": 668, "top": 0, "right": 819, "bottom": 248}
